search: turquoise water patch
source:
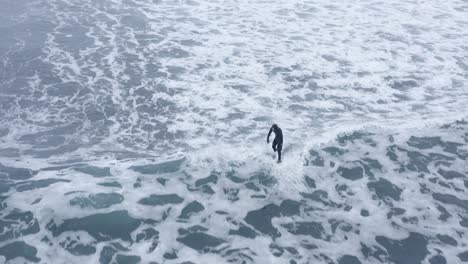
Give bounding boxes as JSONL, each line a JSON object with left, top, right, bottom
{"left": 69, "top": 193, "right": 124, "bottom": 209}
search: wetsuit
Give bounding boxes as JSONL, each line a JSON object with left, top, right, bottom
{"left": 267, "top": 125, "right": 283, "bottom": 162}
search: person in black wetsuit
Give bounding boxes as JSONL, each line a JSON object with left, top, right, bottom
{"left": 267, "top": 124, "right": 283, "bottom": 163}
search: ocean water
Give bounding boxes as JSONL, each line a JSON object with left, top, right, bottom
{"left": 0, "top": 0, "right": 468, "bottom": 263}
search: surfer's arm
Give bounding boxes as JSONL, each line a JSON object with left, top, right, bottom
{"left": 267, "top": 127, "right": 273, "bottom": 143}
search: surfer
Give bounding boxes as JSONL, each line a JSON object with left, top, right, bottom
{"left": 267, "top": 124, "right": 283, "bottom": 163}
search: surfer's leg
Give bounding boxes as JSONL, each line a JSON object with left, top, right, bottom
{"left": 272, "top": 138, "right": 277, "bottom": 152}
{"left": 277, "top": 143, "right": 282, "bottom": 162}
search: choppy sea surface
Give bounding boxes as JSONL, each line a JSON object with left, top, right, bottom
{"left": 1, "top": 0, "right": 468, "bottom": 263}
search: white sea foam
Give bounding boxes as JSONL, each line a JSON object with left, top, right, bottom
{"left": 1, "top": 0, "right": 468, "bottom": 263}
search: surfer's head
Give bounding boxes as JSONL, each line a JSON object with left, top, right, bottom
{"left": 272, "top": 124, "right": 278, "bottom": 130}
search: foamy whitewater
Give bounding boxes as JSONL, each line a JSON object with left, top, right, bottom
{"left": 0, "top": 0, "right": 467, "bottom": 263}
